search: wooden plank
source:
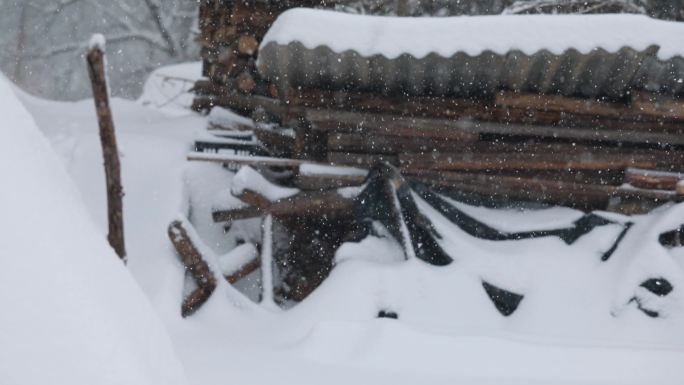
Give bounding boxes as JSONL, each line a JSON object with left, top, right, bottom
{"left": 307, "top": 108, "right": 480, "bottom": 140}
{"left": 400, "top": 152, "right": 658, "bottom": 172}
{"left": 288, "top": 88, "right": 486, "bottom": 119}
{"left": 168, "top": 219, "right": 217, "bottom": 317}
{"left": 187, "top": 152, "right": 305, "bottom": 168}
{"left": 307, "top": 107, "right": 684, "bottom": 146}
{"left": 213, "top": 190, "right": 354, "bottom": 222}
{"left": 459, "top": 120, "right": 684, "bottom": 146}
{"left": 625, "top": 168, "right": 684, "bottom": 190}
{"left": 327, "top": 152, "right": 399, "bottom": 167}
{"left": 408, "top": 170, "right": 674, "bottom": 211}
{"left": 631, "top": 91, "right": 684, "bottom": 121}
{"left": 327, "top": 133, "right": 475, "bottom": 154}
{"left": 495, "top": 91, "right": 626, "bottom": 120}
{"left": 226, "top": 257, "right": 261, "bottom": 284}
{"left": 193, "top": 140, "right": 268, "bottom": 155}
{"left": 293, "top": 173, "right": 366, "bottom": 190}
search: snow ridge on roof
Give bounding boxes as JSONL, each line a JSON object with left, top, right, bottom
{"left": 261, "top": 8, "right": 684, "bottom": 61}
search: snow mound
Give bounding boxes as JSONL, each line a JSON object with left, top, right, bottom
{"left": 0, "top": 75, "right": 187, "bottom": 385}
{"left": 138, "top": 61, "right": 202, "bottom": 115}
{"left": 262, "top": 9, "right": 684, "bottom": 60}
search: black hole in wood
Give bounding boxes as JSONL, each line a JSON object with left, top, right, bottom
{"left": 659, "top": 226, "right": 683, "bottom": 249}
{"left": 640, "top": 278, "right": 673, "bottom": 297}
{"left": 377, "top": 310, "right": 398, "bottom": 319}
{"left": 482, "top": 281, "right": 524, "bottom": 317}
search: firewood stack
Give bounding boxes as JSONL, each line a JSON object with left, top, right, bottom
{"left": 195, "top": 0, "right": 341, "bottom": 109}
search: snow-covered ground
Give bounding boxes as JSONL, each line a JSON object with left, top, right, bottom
{"left": 3, "top": 64, "right": 684, "bottom": 385}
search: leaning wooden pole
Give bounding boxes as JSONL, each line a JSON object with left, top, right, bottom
{"left": 86, "top": 34, "right": 126, "bottom": 261}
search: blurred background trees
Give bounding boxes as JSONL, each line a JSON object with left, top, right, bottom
{"left": 1, "top": 0, "right": 682, "bottom": 101}
{"left": 0, "top": 0, "right": 198, "bottom": 100}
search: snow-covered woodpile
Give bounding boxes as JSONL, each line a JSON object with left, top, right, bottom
{"left": 194, "top": 7, "right": 684, "bottom": 214}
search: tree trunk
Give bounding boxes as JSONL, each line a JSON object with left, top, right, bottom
{"left": 86, "top": 40, "right": 126, "bottom": 261}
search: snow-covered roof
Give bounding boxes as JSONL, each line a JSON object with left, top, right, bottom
{"left": 258, "top": 9, "right": 684, "bottom": 98}
{"left": 262, "top": 9, "right": 684, "bottom": 60}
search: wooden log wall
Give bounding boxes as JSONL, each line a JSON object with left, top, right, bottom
{"left": 195, "top": 0, "right": 342, "bottom": 108}
{"left": 194, "top": 1, "right": 684, "bottom": 212}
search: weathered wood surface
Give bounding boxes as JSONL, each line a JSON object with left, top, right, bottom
{"left": 226, "top": 257, "right": 260, "bottom": 284}
{"left": 308, "top": 107, "right": 684, "bottom": 146}
{"left": 625, "top": 168, "right": 684, "bottom": 190}
{"left": 400, "top": 152, "right": 658, "bottom": 172}
{"left": 213, "top": 190, "right": 355, "bottom": 222}
{"left": 327, "top": 152, "right": 399, "bottom": 167}
{"left": 193, "top": 140, "right": 268, "bottom": 155}
{"left": 495, "top": 91, "right": 684, "bottom": 130}
{"left": 187, "top": 152, "right": 305, "bottom": 168}
{"left": 86, "top": 43, "right": 126, "bottom": 261}
{"left": 327, "top": 133, "right": 475, "bottom": 154}
{"left": 168, "top": 220, "right": 217, "bottom": 317}
{"left": 307, "top": 108, "right": 480, "bottom": 140}
{"left": 409, "top": 170, "right": 675, "bottom": 211}
{"left": 293, "top": 173, "right": 366, "bottom": 190}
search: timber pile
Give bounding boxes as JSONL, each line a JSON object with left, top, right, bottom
{"left": 195, "top": 0, "right": 343, "bottom": 107}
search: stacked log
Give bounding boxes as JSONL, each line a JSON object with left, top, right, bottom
{"left": 195, "top": 0, "right": 345, "bottom": 109}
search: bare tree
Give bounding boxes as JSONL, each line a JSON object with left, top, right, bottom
{"left": 0, "top": 0, "right": 199, "bottom": 100}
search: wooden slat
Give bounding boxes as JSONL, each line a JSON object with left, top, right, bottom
{"left": 213, "top": 190, "right": 354, "bottom": 222}
{"left": 408, "top": 170, "right": 674, "bottom": 211}
{"left": 187, "top": 152, "right": 305, "bottom": 168}
{"left": 193, "top": 140, "right": 268, "bottom": 155}
{"left": 625, "top": 168, "right": 684, "bottom": 190}
{"left": 327, "top": 133, "right": 475, "bottom": 154}
{"left": 293, "top": 173, "right": 366, "bottom": 190}
{"left": 327, "top": 152, "right": 399, "bottom": 167}
{"left": 307, "top": 108, "right": 479, "bottom": 140}
{"left": 289, "top": 88, "right": 485, "bottom": 120}
{"left": 400, "top": 152, "right": 658, "bottom": 172}
{"left": 225, "top": 257, "right": 261, "bottom": 284}
{"left": 307, "top": 107, "right": 684, "bottom": 146}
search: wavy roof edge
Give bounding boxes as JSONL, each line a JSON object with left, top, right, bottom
{"left": 259, "top": 8, "right": 684, "bottom": 62}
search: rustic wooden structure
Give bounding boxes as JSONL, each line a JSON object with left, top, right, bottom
{"left": 193, "top": 3, "right": 684, "bottom": 213}
{"left": 87, "top": 38, "right": 126, "bottom": 261}
{"left": 175, "top": 3, "right": 684, "bottom": 311}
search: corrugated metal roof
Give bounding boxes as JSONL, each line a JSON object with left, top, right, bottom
{"left": 257, "top": 10, "right": 684, "bottom": 99}
{"left": 258, "top": 42, "right": 684, "bottom": 99}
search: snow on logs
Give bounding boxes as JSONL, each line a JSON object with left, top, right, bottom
{"left": 168, "top": 219, "right": 217, "bottom": 317}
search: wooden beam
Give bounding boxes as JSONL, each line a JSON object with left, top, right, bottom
{"left": 408, "top": 170, "right": 675, "bottom": 211}
{"left": 306, "top": 107, "right": 684, "bottom": 146}
{"left": 327, "top": 152, "right": 399, "bottom": 167}
{"left": 327, "top": 133, "right": 476, "bottom": 154}
{"left": 187, "top": 152, "right": 305, "bottom": 168}
{"left": 213, "top": 190, "right": 354, "bottom": 223}
{"left": 625, "top": 168, "right": 684, "bottom": 190}
{"left": 400, "top": 152, "right": 658, "bottom": 172}
{"left": 226, "top": 257, "right": 260, "bottom": 284}
{"left": 168, "top": 220, "right": 217, "bottom": 317}
{"left": 287, "top": 88, "right": 486, "bottom": 119}
{"left": 293, "top": 173, "right": 366, "bottom": 190}
{"left": 307, "top": 108, "right": 479, "bottom": 140}
{"left": 86, "top": 39, "right": 126, "bottom": 261}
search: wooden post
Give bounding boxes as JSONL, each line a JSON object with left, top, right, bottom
{"left": 86, "top": 35, "right": 126, "bottom": 261}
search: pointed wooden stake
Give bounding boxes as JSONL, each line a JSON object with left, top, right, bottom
{"left": 86, "top": 35, "right": 126, "bottom": 261}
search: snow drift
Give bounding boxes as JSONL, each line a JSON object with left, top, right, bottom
{"left": 0, "top": 74, "right": 187, "bottom": 385}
